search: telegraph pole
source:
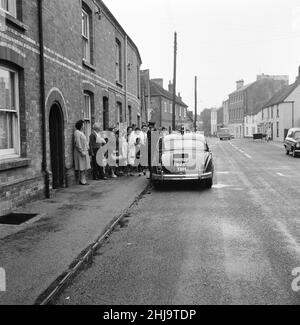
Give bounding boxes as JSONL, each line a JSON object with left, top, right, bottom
{"left": 172, "top": 32, "right": 177, "bottom": 131}
{"left": 194, "top": 76, "right": 198, "bottom": 132}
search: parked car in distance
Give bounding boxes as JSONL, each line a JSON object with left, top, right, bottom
{"left": 150, "top": 133, "right": 214, "bottom": 189}
{"left": 217, "top": 128, "right": 232, "bottom": 141}
{"left": 284, "top": 128, "right": 300, "bottom": 157}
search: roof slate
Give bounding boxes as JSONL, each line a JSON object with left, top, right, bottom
{"left": 229, "top": 82, "right": 256, "bottom": 96}
{"left": 262, "top": 82, "right": 300, "bottom": 108}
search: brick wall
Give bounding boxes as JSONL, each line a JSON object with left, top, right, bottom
{"left": 150, "top": 97, "right": 187, "bottom": 129}
{"left": 0, "top": 0, "right": 143, "bottom": 216}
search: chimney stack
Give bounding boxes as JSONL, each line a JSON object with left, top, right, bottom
{"left": 236, "top": 79, "right": 244, "bottom": 90}
{"left": 168, "top": 81, "right": 173, "bottom": 93}
{"left": 151, "top": 78, "right": 164, "bottom": 88}
{"left": 297, "top": 66, "right": 300, "bottom": 83}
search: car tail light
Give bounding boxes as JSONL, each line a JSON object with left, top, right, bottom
{"left": 156, "top": 165, "right": 162, "bottom": 174}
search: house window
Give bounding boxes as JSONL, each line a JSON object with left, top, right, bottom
{"left": 276, "top": 121, "right": 279, "bottom": 138}
{"left": 115, "top": 39, "right": 122, "bottom": 83}
{"left": 137, "top": 114, "right": 141, "bottom": 128}
{"left": 0, "top": 0, "right": 16, "bottom": 17}
{"left": 164, "top": 101, "right": 167, "bottom": 113}
{"left": 83, "top": 92, "right": 91, "bottom": 139}
{"left": 103, "top": 96, "right": 109, "bottom": 131}
{"left": 277, "top": 106, "right": 279, "bottom": 118}
{"left": 128, "top": 105, "right": 132, "bottom": 126}
{"left": 262, "top": 110, "right": 264, "bottom": 119}
{"left": 117, "top": 102, "right": 122, "bottom": 123}
{"left": 271, "top": 107, "right": 273, "bottom": 119}
{"left": 82, "top": 8, "right": 90, "bottom": 62}
{"left": 0, "top": 66, "right": 19, "bottom": 159}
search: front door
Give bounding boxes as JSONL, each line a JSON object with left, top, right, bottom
{"left": 49, "top": 103, "right": 65, "bottom": 189}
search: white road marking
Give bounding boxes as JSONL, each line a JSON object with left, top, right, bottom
{"left": 276, "top": 172, "right": 285, "bottom": 177}
{"left": 212, "top": 184, "right": 231, "bottom": 189}
{"left": 229, "top": 142, "right": 252, "bottom": 159}
{"left": 274, "top": 220, "right": 300, "bottom": 255}
{"left": 217, "top": 171, "right": 230, "bottom": 175}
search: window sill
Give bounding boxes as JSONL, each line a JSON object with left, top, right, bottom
{"left": 0, "top": 157, "right": 31, "bottom": 171}
{"left": 82, "top": 59, "right": 96, "bottom": 72}
{"left": 5, "top": 14, "right": 28, "bottom": 33}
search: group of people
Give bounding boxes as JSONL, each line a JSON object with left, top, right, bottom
{"left": 74, "top": 120, "right": 168, "bottom": 185}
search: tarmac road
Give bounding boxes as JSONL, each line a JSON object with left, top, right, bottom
{"left": 55, "top": 138, "right": 300, "bottom": 305}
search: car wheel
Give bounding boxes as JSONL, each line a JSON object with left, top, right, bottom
{"left": 152, "top": 181, "right": 161, "bottom": 189}
{"left": 286, "top": 148, "right": 290, "bottom": 155}
{"left": 205, "top": 178, "right": 213, "bottom": 189}
{"left": 293, "top": 149, "right": 297, "bottom": 158}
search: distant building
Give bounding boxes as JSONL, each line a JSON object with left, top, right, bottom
{"left": 148, "top": 79, "right": 188, "bottom": 131}
{"left": 258, "top": 67, "right": 300, "bottom": 142}
{"left": 199, "top": 109, "right": 211, "bottom": 137}
{"left": 222, "top": 99, "right": 229, "bottom": 127}
{"left": 228, "top": 75, "right": 288, "bottom": 138}
{"left": 185, "top": 110, "right": 201, "bottom": 131}
{"left": 211, "top": 107, "right": 218, "bottom": 135}
{"left": 199, "top": 108, "right": 218, "bottom": 136}
{"left": 217, "top": 106, "right": 224, "bottom": 131}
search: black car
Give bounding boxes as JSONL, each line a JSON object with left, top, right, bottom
{"left": 284, "top": 128, "right": 300, "bottom": 157}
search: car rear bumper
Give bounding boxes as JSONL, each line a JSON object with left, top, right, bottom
{"left": 151, "top": 171, "right": 213, "bottom": 182}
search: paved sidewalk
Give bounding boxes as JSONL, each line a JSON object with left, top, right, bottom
{"left": 0, "top": 176, "right": 148, "bottom": 305}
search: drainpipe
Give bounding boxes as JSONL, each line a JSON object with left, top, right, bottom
{"left": 124, "top": 35, "right": 128, "bottom": 123}
{"left": 38, "top": 0, "right": 50, "bottom": 198}
{"left": 285, "top": 101, "right": 295, "bottom": 128}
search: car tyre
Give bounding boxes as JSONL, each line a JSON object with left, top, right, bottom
{"left": 205, "top": 178, "right": 213, "bottom": 189}
{"left": 286, "top": 147, "right": 290, "bottom": 155}
{"left": 152, "top": 181, "right": 161, "bottom": 189}
{"left": 293, "top": 149, "right": 297, "bottom": 158}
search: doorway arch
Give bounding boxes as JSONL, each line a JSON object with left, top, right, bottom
{"left": 49, "top": 103, "right": 65, "bottom": 189}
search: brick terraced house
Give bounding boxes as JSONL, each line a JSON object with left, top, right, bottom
{"left": 148, "top": 79, "right": 188, "bottom": 132}
{"left": 0, "top": 0, "right": 144, "bottom": 216}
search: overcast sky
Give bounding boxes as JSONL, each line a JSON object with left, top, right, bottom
{"left": 105, "top": 0, "right": 300, "bottom": 112}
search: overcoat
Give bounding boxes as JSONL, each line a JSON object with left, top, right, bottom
{"left": 74, "top": 129, "right": 91, "bottom": 171}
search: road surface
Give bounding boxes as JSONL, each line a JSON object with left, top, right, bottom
{"left": 54, "top": 138, "right": 300, "bottom": 305}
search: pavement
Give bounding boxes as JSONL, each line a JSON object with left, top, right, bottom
{"left": 53, "top": 138, "right": 300, "bottom": 305}
{"left": 0, "top": 175, "right": 149, "bottom": 305}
